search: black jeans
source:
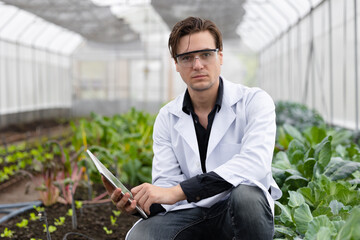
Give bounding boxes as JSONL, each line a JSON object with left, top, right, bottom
{"left": 127, "top": 185, "right": 274, "bottom": 240}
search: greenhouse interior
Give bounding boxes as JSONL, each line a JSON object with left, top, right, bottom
{"left": 0, "top": 0, "right": 359, "bottom": 239}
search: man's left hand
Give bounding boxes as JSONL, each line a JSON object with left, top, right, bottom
{"left": 131, "top": 184, "right": 186, "bottom": 215}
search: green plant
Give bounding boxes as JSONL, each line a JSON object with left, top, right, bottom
{"left": 75, "top": 109, "right": 155, "bottom": 187}
{"left": 75, "top": 200, "right": 83, "bottom": 209}
{"left": 49, "top": 141, "right": 84, "bottom": 205}
{"left": 33, "top": 140, "right": 84, "bottom": 206}
{"left": 103, "top": 226, "right": 113, "bottom": 235}
{"left": 275, "top": 101, "right": 325, "bottom": 132}
{"left": 43, "top": 224, "right": 56, "bottom": 233}
{"left": 33, "top": 206, "right": 45, "bottom": 212}
{"left": 112, "top": 210, "right": 121, "bottom": 217}
{"left": 66, "top": 209, "right": 73, "bottom": 217}
{"left": 54, "top": 216, "right": 65, "bottom": 226}
{"left": 110, "top": 215, "right": 117, "bottom": 226}
{"left": 29, "top": 212, "right": 39, "bottom": 221}
{"left": 16, "top": 219, "right": 29, "bottom": 228}
{"left": 1, "top": 227, "right": 15, "bottom": 238}
{"left": 272, "top": 120, "right": 360, "bottom": 239}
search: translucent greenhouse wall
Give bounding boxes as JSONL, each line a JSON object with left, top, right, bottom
{"left": 258, "top": 0, "right": 360, "bottom": 131}
{"left": 0, "top": 39, "right": 73, "bottom": 127}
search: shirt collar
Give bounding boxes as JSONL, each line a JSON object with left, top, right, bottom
{"left": 182, "top": 77, "right": 223, "bottom": 115}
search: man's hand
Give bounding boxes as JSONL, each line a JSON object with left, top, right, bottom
{"left": 101, "top": 176, "right": 137, "bottom": 215}
{"left": 131, "top": 183, "right": 186, "bottom": 215}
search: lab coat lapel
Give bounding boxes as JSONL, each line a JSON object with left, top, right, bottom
{"left": 173, "top": 108, "right": 199, "bottom": 158}
{"left": 207, "top": 78, "right": 241, "bottom": 159}
{"left": 207, "top": 103, "right": 236, "bottom": 158}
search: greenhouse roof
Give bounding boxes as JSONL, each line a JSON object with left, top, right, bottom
{"left": 0, "top": 0, "right": 323, "bottom": 54}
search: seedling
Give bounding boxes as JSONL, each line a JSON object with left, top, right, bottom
{"left": 103, "top": 227, "right": 113, "bottom": 235}
{"left": 33, "top": 205, "right": 45, "bottom": 212}
{"left": 110, "top": 215, "right": 117, "bottom": 226}
{"left": 16, "top": 219, "right": 29, "bottom": 228}
{"left": 29, "top": 212, "right": 40, "bottom": 221}
{"left": 66, "top": 209, "right": 73, "bottom": 217}
{"left": 43, "top": 224, "right": 57, "bottom": 233}
{"left": 1, "top": 228, "right": 15, "bottom": 238}
{"left": 75, "top": 200, "right": 83, "bottom": 209}
{"left": 112, "top": 210, "right": 121, "bottom": 217}
{"left": 54, "top": 217, "right": 65, "bottom": 226}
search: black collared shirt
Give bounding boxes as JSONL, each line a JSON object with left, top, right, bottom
{"left": 180, "top": 78, "right": 233, "bottom": 203}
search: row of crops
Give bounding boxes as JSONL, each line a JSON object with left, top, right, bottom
{"left": 0, "top": 103, "right": 359, "bottom": 239}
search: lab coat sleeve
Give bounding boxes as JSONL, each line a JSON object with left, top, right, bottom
{"left": 213, "top": 89, "right": 277, "bottom": 190}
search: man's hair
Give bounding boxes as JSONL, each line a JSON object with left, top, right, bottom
{"left": 168, "top": 17, "right": 223, "bottom": 61}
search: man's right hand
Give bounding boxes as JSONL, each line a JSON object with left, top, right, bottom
{"left": 101, "top": 176, "right": 137, "bottom": 215}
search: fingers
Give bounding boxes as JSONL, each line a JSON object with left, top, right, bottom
{"left": 101, "top": 176, "right": 115, "bottom": 194}
{"left": 132, "top": 183, "right": 153, "bottom": 215}
{"left": 111, "top": 190, "right": 137, "bottom": 215}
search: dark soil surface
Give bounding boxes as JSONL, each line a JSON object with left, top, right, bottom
{"left": 0, "top": 183, "right": 140, "bottom": 240}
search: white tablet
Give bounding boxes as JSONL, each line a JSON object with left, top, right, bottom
{"left": 87, "top": 149, "right": 148, "bottom": 219}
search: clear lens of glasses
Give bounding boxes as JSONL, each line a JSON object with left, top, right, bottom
{"left": 177, "top": 49, "right": 218, "bottom": 67}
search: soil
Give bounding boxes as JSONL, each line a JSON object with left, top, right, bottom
{"left": 0, "top": 178, "right": 140, "bottom": 240}
{"left": 0, "top": 118, "right": 71, "bottom": 145}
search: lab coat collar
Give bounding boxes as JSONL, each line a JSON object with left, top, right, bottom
{"left": 169, "top": 77, "right": 244, "bottom": 161}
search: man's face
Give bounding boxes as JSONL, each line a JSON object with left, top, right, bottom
{"left": 175, "top": 30, "right": 223, "bottom": 92}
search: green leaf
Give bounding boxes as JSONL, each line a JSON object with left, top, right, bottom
{"left": 294, "top": 203, "right": 313, "bottom": 234}
{"left": 273, "top": 151, "right": 292, "bottom": 170}
{"left": 329, "top": 200, "right": 345, "bottom": 215}
{"left": 303, "top": 158, "right": 316, "bottom": 179}
{"left": 304, "top": 126, "right": 327, "bottom": 147}
{"left": 272, "top": 167, "right": 287, "bottom": 186}
{"left": 288, "top": 191, "right": 305, "bottom": 208}
{"left": 306, "top": 227, "right": 332, "bottom": 240}
{"left": 284, "top": 175, "right": 308, "bottom": 190}
{"left": 275, "top": 201, "right": 293, "bottom": 225}
{"left": 274, "top": 225, "right": 297, "bottom": 238}
{"left": 298, "top": 187, "right": 315, "bottom": 207}
{"left": 288, "top": 139, "right": 305, "bottom": 155}
{"left": 277, "top": 127, "right": 292, "bottom": 149}
{"left": 305, "top": 215, "right": 336, "bottom": 240}
{"left": 336, "top": 208, "right": 360, "bottom": 240}
{"left": 329, "top": 129, "right": 352, "bottom": 146}
{"left": 312, "top": 206, "right": 332, "bottom": 217}
{"left": 289, "top": 150, "right": 305, "bottom": 165}
{"left": 332, "top": 220, "right": 346, "bottom": 233}
{"left": 283, "top": 124, "right": 305, "bottom": 143}
{"left": 324, "top": 157, "right": 360, "bottom": 181}
{"left": 314, "top": 136, "right": 332, "bottom": 177}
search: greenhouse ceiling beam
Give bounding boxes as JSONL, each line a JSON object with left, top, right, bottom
{"left": 1, "top": 0, "right": 140, "bottom": 45}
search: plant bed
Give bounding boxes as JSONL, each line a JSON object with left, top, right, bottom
{"left": 0, "top": 202, "right": 140, "bottom": 240}
{"left": 0, "top": 183, "right": 140, "bottom": 239}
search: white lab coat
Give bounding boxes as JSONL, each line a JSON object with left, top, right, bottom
{"left": 152, "top": 78, "right": 282, "bottom": 215}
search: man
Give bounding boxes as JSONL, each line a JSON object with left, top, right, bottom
{"left": 103, "top": 16, "right": 282, "bottom": 240}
